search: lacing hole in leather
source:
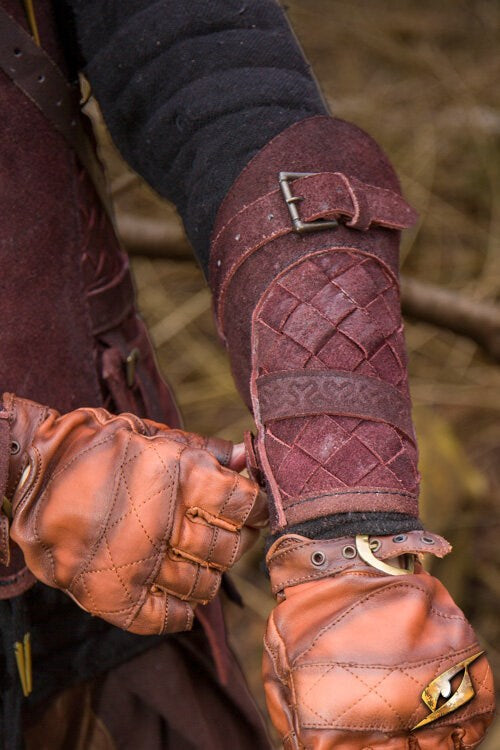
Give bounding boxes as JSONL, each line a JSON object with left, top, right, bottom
{"left": 342, "top": 545, "right": 356, "bottom": 559}
{"left": 311, "top": 551, "right": 326, "bottom": 567}
{"left": 393, "top": 534, "right": 407, "bottom": 543}
{"left": 13, "top": 48, "right": 22, "bottom": 57}
{"left": 421, "top": 535, "right": 435, "bottom": 545}
{"left": 10, "top": 441, "right": 20, "bottom": 455}
{"left": 369, "top": 539, "right": 381, "bottom": 552}
{"left": 37, "top": 74, "right": 45, "bottom": 83}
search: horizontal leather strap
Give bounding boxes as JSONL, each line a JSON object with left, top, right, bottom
{"left": 256, "top": 370, "right": 414, "bottom": 441}
{"left": 210, "top": 171, "right": 417, "bottom": 325}
{"left": 267, "top": 531, "right": 451, "bottom": 595}
{"left": 87, "top": 260, "right": 135, "bottom": 336}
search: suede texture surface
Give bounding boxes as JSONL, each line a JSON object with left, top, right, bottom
{"left": 210, "top": 117, "right": 420, "bottom": 531}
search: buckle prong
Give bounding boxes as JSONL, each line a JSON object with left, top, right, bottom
{"left": 355, "top": 534, "right": 414, "bottom": 576}
{"left": 279, "top": 171, "right": 339, "bottom": 234}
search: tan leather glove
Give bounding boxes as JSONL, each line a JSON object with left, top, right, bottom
{"left": 263, "top": 532, "right": 495, "bottom": 749}
{"left": 2, "top": 393, "right": 267, "bottom": 634}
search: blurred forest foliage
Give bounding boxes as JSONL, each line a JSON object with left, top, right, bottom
{"left": 92, "top": 1, "right": 500, "bottom": 745}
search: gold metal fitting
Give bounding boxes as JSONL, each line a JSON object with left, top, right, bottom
{"left": 14, "top": 632, "right": 33, "bottom": 697}
{"left": 355, "top": 534, "right": 415, "bottom": 576}
{"left": 412, "top": 651, "right": 484, "bottom": 730}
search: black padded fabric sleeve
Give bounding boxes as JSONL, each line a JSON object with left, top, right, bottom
{"left": 67, "top": 0, "right": 328, "bottom": 270}
{"left": 268, "top": 513, "right": 424, "bottom": 549}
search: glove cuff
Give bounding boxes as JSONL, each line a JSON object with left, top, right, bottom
{"left": 266, "top": 530, "right": 452, "bottom": 598}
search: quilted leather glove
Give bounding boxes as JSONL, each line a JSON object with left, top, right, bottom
{"left": 263, "top": 532, "right": 495, "bottom": 750}
{"left": 1, "top": 393, "right": 267, "bottom": 634}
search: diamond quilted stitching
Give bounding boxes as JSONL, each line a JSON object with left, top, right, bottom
{"left": 315, "top": 251, "right": 358, "bottom": 280}
{"left": 310, "top": 284, "right": 356, "bottom": 326}
{"left": 332, "top": 263, "right": 383, "bottom": 307}
{"left": 259, "top": 283, "right": 300, "bottom": 331}
{"left": 295, "top": 415, "right": 350, "bottom": 462}
{"left": 325, "top": 437, "right": 379, "bottom": 484}
{"left": 337, "top": 307, "right": 386, "bottom": 358}
{"left": 275, "top": 446, "right": 319, "bottom": 495}
{"left": 255, "top": 248, "right": 417, "bottom": 506}
{"left": 282, "top": 303, "right": 334, "bottom": 352}
{"left": 316, "top": 331, "right": 364, "bottom": 369}
{"left": 295, "top": 664, "right": 400, "bottom": 729}
{"left": 278, "top": 259, "right": 330, "bottom": 300}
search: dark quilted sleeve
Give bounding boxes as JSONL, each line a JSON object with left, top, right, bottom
{"left": 67, "top": 0, "right": 327, "bottom": 267}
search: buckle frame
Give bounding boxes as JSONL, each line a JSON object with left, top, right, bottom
{"left": 278, "top": 171, "right": 339, "bottom": 234}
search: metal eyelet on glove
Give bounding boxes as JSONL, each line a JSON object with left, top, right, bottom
{"left": 342, "top": 545, "right": 357, "bottom": 559}
{"left": 311, "top": 550, "right": 326, "bottom": 567}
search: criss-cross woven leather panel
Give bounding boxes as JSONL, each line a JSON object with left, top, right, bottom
{"left": 253, "top": 249, "right": 419, "bottom": 523}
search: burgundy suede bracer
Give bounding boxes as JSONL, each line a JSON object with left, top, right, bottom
{"left": 209, "top": 116, "right": 419, "bottom": 532}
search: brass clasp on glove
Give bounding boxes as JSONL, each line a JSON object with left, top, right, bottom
{"left": 412, "top": 651, "right": 484, "bottom": 730}
{"left": 355, "top": 534, "right": 415, "bottom": 576}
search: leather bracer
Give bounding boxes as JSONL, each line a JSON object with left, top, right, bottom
{"left": 210, "top": 116, "right": 419, "bottom": 531}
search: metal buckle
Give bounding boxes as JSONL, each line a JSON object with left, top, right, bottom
{"left": 278, "top": 172, "right": 339, "bottom": 234}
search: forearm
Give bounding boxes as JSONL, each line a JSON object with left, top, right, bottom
{"left": 69, "top": 0, "right": 421, "bottom": 537}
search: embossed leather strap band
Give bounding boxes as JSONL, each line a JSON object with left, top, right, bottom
{"left": 210, "top": 171, "right": 417, "bottom": 330}
{"left": 256, "top": 369, "right": 415, "bottom": 441}
{"left": 266, "top": 531, "right": 451, "bottom": 596}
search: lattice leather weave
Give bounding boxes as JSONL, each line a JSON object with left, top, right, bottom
{"left": 252, "top": 247, "right": 419, "bottom": 527}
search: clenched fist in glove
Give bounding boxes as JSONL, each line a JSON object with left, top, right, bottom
{"left": 263, "top": 532, "right": 495, "bottom": 749}
{"left": 0, "top": 393, "right": 267, "bottom": 634}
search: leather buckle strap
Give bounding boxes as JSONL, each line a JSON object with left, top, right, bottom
{"left": 266, "top": 531, "right": 451, "bottom": 596}
{"left": 210, "top": 170, "right": 417, "bottom": 333}
{"left": 279, "top": 172, "right": 339, "bottom": 234}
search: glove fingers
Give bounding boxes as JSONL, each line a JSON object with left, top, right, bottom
{"left": 175, "top": 512, "right": 241, "bottom": 570}
{"left": 127, "top": 588, "right": 194, "bottom": 635}
{"left": 156, "top": 553, "right": 221, "bottom": 603}
{"left": 242, "top": 488, "right": 268, "bottom": 529}
{"left": 180, "top": 448, "right": 261, "bottom": 526}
